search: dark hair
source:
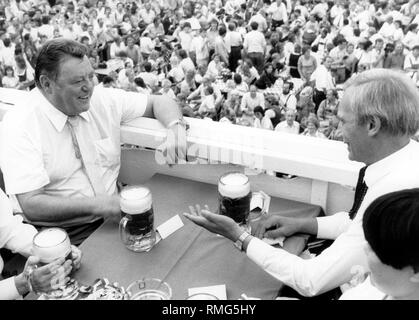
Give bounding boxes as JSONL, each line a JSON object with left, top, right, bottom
{"left": 41, "top": 15, "right": 50, "bottom": 24}
{"left": 218, "top": 26, "right": 226, "bottom": 36}
{"left": 253, "top": 106, "right": 264, "bottom": 116}
{"left": 102, "top": 75, "right": 115, "bottom": 85}
{"left": 177, "top": 49, "right": 187, "bottom": 59}
{"left": 250, "top": 21, "right": 258, "bottom": 30}
{"left": 143, "top": 61, "right": 152, "bottom": 72}
{"left": 134, "top": 76, "right": 147, "bottom": 88}
{"left": 35, "top": 38, "right": 87, "bottom": 88}
{"left": 363, "top": 188, "right": 419, "bottom": 271}
{"left": 3, "top": 38, "right": 11, "bottom": 47}
{"left": 205, "top": 86, "right": 214, "bottom": 95}
{"left": 407, "top": 23, "right": 418, "bottom": 32}
{"left": 233, "top": 73, "right": 242, "bottom": 84}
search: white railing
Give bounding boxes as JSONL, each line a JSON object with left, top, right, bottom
{"left": 0, "top": 88, "right": 362, "bottom": 215}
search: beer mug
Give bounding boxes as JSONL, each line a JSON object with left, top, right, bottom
{"left": 32, "top": 228, "right": 79, "bottom": 300}
{"left": 126, "top": 278, "right": 172, "bottom": 300}
{"left": 218, "top": 172, "right": 270, "bottom": 230}
{"left": 119, "top": 185, "right": 156, "bottom": 252}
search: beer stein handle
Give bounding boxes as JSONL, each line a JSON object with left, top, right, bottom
{"left": 249, "top": 191, "right": 271, "bottom": 222}
{"left": 119, "top": 216, "right": 129, "bottom": 245}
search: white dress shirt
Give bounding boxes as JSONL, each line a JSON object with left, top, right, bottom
{"left": 240, "top": 92, "right": 265, "bottom": 112}
{"left": 243, "top": 30, "right": 266, "bottom": 54}
{"left": 275, "top": 121, "right": 300, "bottom": 134}
{"left": 246, "top": 140, "right": 419, "bottom": 296}
{"left": 0, "top": 86, "right": 147, "bottom": 228}
{"left": 0, "top": 190, "right": 37, "bottom": 300}
{"left": 311, "top": 65, "right": 335, "bottom": 91}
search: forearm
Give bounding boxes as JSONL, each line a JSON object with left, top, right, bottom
{"left": 17, "top": 194, "right": 103, "bottom": 223}
{"left": 147, "top": 95, "right": 183, "bottom": 127}
{"left": 245, "top": 232, "right": 366, "bottom": 296}
{"left": 298, "top": 217, "right": 318, "bottom": 235}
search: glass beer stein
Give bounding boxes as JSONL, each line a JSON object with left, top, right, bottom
{"left": 32, "top": 228, "right": 79, "bottom": 300}
{"left": 218, "top": 172, "right": 270, "bottom": 231}
{"left": 119, "top": 185, "right": 156, "bottom": 252}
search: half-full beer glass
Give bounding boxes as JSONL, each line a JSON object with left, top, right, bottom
{"left": 218, "top": 172, "right": 269, "bottom": 230}
{"left": 119, "top": 185, "right": 156, "bottom": 252}
{"left": 32, "top": 228, "right": 79, "bottom": 300}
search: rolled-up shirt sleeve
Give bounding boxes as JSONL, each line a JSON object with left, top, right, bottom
{"left": 316, "top": 211, "right": 352, "bottom": 240}
{"left": 0, "top": 190, "right": 37, "bottom": 300}
{"left": 0, "top": 191, "right": 37, "bottom": 255}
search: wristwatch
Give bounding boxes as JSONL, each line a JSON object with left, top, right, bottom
{"left": 234, "top": 231, "right": 251, "bottom": 251}
{"left": 167, "top": 118, "right": 189, "bottom": 131}
{"left": 23, "top": 265, "right": 35, "bottom": 293}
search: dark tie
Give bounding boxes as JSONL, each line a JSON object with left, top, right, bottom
{"left": 349, "top": 166, "right": 368, "bottom": 220}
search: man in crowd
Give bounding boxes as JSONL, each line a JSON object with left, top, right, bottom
{"left": 184, "top": 68, "right": 419, "bottom": 297}
{"left": 0, "top": 38, "right": 187, "bottom": 245}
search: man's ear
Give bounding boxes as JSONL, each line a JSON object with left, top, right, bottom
{"left": 39, "top": 74, "right": 53, "bottom": 94}
{"left": 367, "top": 115, "right": 381, "bottom": 137}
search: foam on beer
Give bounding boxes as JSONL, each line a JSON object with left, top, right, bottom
{"left": 120, "top": 186, "right": 152, "bottom": 215}
{"left": 218, "top": 173, "right": 250, "bottom": 199}
{"left": 33, "top": 228, "right": 71, "bottom": 263}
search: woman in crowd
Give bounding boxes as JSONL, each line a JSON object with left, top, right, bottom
{"left": 1, "top": 66, "right": 19, "bottom": 89}
{"left": 301, "top": 115, "right": 327, "bottom": 139}
{"left": 317, "top": 88, "right": 339, "bottom": 127}
{"left": 297, "top": 44, "right": 317, "bottom": 85}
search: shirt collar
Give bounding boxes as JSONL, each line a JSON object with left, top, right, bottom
{"left": 364, "top": 140, "right": 414, "bottom": 187}
{"left": 34, "top": 88, "right": 91, "bottom": 132}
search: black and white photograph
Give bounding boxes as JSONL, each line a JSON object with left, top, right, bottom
{"left": 0, "top": 0, "right": 419, "bottom": 310}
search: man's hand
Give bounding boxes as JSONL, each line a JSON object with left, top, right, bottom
{"left": 165, "top": 124, "right": 188, "bottom": 165}
{"left": 26, "top": 256, "right": 72, "bottom": 293}
{"left": 252, "top": 215, "right": 302, "bottom": 239}
{"left": 183, "top": 204, "right": 243, "bottom": 242}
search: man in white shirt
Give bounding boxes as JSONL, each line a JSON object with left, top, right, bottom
{"left": 249, "top": 9, "right": 268, "bottom": 33}
{"left": 138, "top": 2, "right": 156, "bottom": 25}
{"left": 269, "top": 0, "right": 288, "bottom": 30}
{"left": 275, "top": 109, "right": 299, "bottom": 134}
{"left": 240, "top": 85, "right": 265, "bottom": 114}
{"left": 278, "top": 81, "right": 297, "bottom": 111}
{"left": 0, "top": 38, "right": 187, "bottom": 245}
{"left": 311, "top": 56, "right": 335, "bottom": 108}
{"left": 184, "top": 68, "right": 419, "bottom": 297}
{"left": 243, "top": 21, "right": 266, "bottom": 74}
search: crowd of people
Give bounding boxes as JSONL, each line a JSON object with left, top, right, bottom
{"left": 2, "top": 0, "right": 419, "bottom": 140}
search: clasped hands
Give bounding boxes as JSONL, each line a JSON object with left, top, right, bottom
{"left": 20, "top": 245, "right": 82, "bottom": 295}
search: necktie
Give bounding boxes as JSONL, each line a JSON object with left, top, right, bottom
{"left": 67, "top": 116, "right": 106, "bottom": 196}
{"left": 348, "top": 166, "right": 368, "bottom": 220}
